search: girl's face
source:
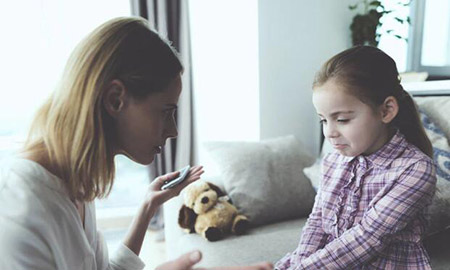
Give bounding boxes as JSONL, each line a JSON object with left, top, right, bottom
{"left": 113, "top": 74, "right": 182, "bottom": 165}
{"left": 312, "top": 79, "right": 390, "bottom": 157}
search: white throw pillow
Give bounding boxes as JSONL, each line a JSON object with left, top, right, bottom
{"left": 415, "top": 97, "right": 450, "bottom": 143}
{"left": 303, "top": 138, "right": 333, "bottom": 191}
{"left": 203, "top": 135, "right": 316, "bottom": 226}
{"left": 303, "top": 159, "right": 321, "bottom": 191}
{"left": 419, "top": 110, "right": 450, "bottom": 235}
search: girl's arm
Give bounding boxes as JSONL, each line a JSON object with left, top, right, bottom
{"left": 297, "top": 159, "right": 436, "bottom": 270}
{"left": 275, "top": 188, "right": 328, "bottom": 270}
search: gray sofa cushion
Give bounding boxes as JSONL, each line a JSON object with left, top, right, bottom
{"left": 174, "top": 218, "right": 307, "bottom": 267}
{"left": 169, "top": 216, "right": 450, "bottom": 269}
{"left": 424, "top": 228, "right": 450, "bottom": 270}
{"left": 203, "top": 135, "right": 316, "bottom": 226}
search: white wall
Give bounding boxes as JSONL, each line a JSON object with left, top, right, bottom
{"left": 258, "top": 0, "right": 353, "bottom": 156}
{"left": 189, "top": 0, "right": 354, "bottom": 161}
{"left": 190, "top": 0, "right": 260, "bottom": 144}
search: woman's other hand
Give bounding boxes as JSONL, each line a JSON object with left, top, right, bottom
{"left": 156, "top": 250, "right": 273, "bottom": 270}
{"left": 156, "top": 250, "right": 202, "bottom": 270}
{"left": 146, "top": 165, "right": 204, "bottom": 207}
{"left": 207, "top": 262, "right": 274, "bottom": 270}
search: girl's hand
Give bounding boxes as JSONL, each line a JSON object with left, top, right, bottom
{"left": 146, "top": 165, "right": 204, "bottom": 207}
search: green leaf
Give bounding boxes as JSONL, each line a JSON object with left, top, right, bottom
{"left": 349, "top": 4, "right": 358, "bottom": 10}
{"left": 394, "top": 17, "right": 404, "bottom": 23}
{"left": 402, "top": 0, "right": 412, "bottom": 6}
{"left": 369, "top": 1, "right": 382, "bottom": 6}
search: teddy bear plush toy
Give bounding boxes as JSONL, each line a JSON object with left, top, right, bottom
{"left": 178, "top": 180, "right": 249, "bottom": 241}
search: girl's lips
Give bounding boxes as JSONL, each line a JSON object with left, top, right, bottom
{"left": 333, "top": 144, "right": 347, "bottom": 150}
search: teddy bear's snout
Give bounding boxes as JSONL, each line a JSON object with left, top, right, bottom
{"left": 193, "top": 190, "right": 218, "bottom": 214}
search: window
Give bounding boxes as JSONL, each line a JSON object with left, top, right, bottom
{"left": 188, "top": 0, "right": 260, "bottom": 166}
{"left": 0, "top": 1, "right": 148, "bottom": 228}
{"left": 375, "top": 0, "right": 450, "bottom": 78}
{"left": 377, "top": 0, "right": 411, "bottom": 72}
{"left": 409, "top": 0, "right": 450, "bottom": 77}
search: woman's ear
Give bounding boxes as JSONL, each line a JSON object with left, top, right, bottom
{"left": 103, "top": 80, "right": 127, "bottom": 118}
{"left": 380, "top": 96, "right": 399, "bottom": 124}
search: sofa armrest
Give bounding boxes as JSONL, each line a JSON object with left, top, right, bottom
{"left": 163, "top": 195, "right": 185, "bottom": 259}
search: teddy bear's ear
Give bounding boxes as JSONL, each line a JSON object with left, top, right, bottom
{"left": 178, "top": 205, "right": 197, "bottom": 233}
{"left": 207, "top": 182, "right": 225, "bottom": 197}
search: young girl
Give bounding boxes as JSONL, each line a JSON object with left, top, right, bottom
{"left": 275, "top": 46, "right": 437, "bottom": 269}
{"left": 0, "top": 17, "right": 272, "bottom": 270}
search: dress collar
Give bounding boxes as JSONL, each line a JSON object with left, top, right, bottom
{"left": 11, "top": 157, "right": 68, "bottom": 195}
{"left": 341, "top": 130, "right": 406, "bottom": 169}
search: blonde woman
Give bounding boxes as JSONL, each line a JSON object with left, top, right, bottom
{"left": 0, "top": 17, "right": 272, "bottom": 270}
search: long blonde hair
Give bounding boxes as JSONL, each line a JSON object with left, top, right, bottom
{"left": 23, "top": 17, "right": 183, "bottom": 201}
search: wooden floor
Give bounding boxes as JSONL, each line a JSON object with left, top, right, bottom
{"left": 102, "top": 228, "right": 167, "bottom": 269}
{"left": 141, "top": 229, "right": 167, "bottom": 269}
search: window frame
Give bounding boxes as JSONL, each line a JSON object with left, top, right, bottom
{"left": 408, "top": 0, "right": 450, "bottom": 77}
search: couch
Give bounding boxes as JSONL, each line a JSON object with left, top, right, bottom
{"left": 163, "top": 95, "right": 450, "bottom": 269}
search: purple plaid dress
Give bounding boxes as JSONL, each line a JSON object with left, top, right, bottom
{"left": 275, "top": 131, "right": 436, "bottom": 270}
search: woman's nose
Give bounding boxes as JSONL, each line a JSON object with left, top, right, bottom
{"left": 167, "top": 127, "right": 178, "bottom": 139}
{"left": 165, "top": 121, "right": 178, "bottom": 139}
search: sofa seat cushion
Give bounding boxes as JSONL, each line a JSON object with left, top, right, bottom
{"left": 173, "top": 218, "right": 307, "bottom": 267}
{"left": 424, "top": 228, "right": 450, "bottom": 270}
{"left": 170, "top": 216, "right": 450, "bottom": 268}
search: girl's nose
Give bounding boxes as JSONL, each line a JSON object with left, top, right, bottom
{"left": 324, "top": 124, "right": 339, "bottom": 139}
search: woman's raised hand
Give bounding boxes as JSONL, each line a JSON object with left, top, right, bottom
{"left": 146, "top": 165, "right": 204, "bottom": 206}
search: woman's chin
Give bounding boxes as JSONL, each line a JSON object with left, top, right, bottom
{"left": 137, "top": 155, "right": 155, "bottom": 165}
{"left": 121, "top": 152, "right": 155, "bottom": 165}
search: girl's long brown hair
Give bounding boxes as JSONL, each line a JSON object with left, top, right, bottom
{"left": 313, "top": 45, "right": 433, "bottom": 158}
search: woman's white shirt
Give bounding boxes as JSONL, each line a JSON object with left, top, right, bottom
{"left": 0, "top": 158, "right": 145, "bottom": 270}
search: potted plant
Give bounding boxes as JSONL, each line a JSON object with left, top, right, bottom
{"left": 349, "top": 0, "right": 411, "bottom": 46}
